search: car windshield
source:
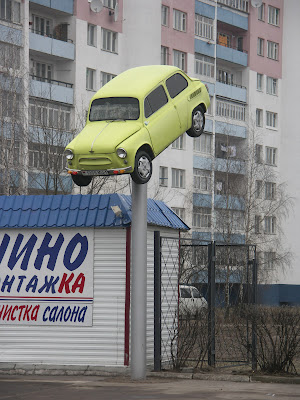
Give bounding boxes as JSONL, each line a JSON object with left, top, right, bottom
{"left": 89, "top": 97, "right": 140, "bottom": 121}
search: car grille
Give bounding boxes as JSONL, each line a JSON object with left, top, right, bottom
{"left": 79, "top": 156, "right": 112, "bottom": 167}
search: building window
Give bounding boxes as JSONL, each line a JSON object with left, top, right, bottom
{"left": 86, "top": 68, "right": 96, "bottom": 91}
{"left": 32, "top": 15, "right": 52, "bottom": 36}
{"left": 257, "top": 73, "right": 263, "bottom": 91}
{"left": 161, "top": 46, "right": 169, "bottom": 65}
{"left": 255, "top": 180, "right": 262, "bottom": 199}
{"left": 161, "top": 5, "right": 169, "bottom": 26}
{"left": 218, "top": 32, "right": 231, "bottom": 48}
{"left": 159, "top": 166, "right": 168, "bottom": 187}
{"left": 193, "top": 207, "right": 211, "bottom": 228}
{"left": 102, "top": 28, "right": 117, "bottom": 53}
{"left": 258, "top": 3, "right": 265, "bottom": 21}
{"left": 265, "top": 147, "right": 277, "bottom": 166}
{"left": 257, "top": 37, "right": 264, "bottom": 56}
{"left": 172, "top": 168, "right": 185, "bottom": 188}
{"left": 216, "top": 99, "right": 245, "bottom": 121}
{"left": 172, "top": 135, "right": 184, "bottom": 150}
{"left": 266, "top": 77, "right": 278, "bottom": 95}
{"left": 264, "top": 216, "right": 276, "bottom": 234}
{"left": 195, "top": 14, "right": 213, "bottom": 40}
{"left": 218, "top": 69, "right": 234, "bottom": 85}
{"left": 31, "top": 61, "right": 52, "bottom": 82}
{"left": 1, "top": 90, "right": 20, "bottom": 118}
{"left": 194, "top": 53, "right": 214, "bottom": 78}
{"left": 256, "top": 109, "right": 263, "bottom": 127}
{"left": 268, "top": 6, "right": 280, "bottom": 26}
{"left": 255, "top": 215, "right": 261, "bottom": 234}
{"left": 0, "top": 42, "right": 20, "bottom": 69}
{"left": 255, "top": 144, "right": 263, "bottom": 164}
{"left": 266, "top": 111, "right": 277, "bottom": 129}
{"left": 0, "top": 0, "right": 20, "bottom": 23}
{"left": 172, "top": 207, "right": 185, "bottom": 220}
{"left": 101, "top": 71, "right": 116, "bottom": 87}
{"left": 173, "top": 9, "right": 186, "bottom": 32}
{"left": 194, "top": 133, "right": 212, "bottom": 154}
{"left": 173, "top": 50, "right": 186, "bottom": 71}
{"left": 29, "top": 100, "right": 71, "bottom": 131}
{"left": 265, "top": 182, "right": 276, "bottom": 200}
{"left": 103, "top": 0, "right": 116, "bottom": 8}
{"left": 267, "top": 41, "right": 279, "bottom": 60}
{"left": 264, "top": 251, "right": 276, "bottom": 270}
{"left": 87, "top": 24, "right": 97, "bottom": 47}
{"left": 193, "top": 169, "right": 211, "bottom": 192}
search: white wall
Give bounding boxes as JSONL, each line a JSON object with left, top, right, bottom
{"left": 279, "top": 0, "right": 300, "bottom": 284}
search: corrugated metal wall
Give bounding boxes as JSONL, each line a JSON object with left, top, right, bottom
{"left": 0, "top": 227, "right": 128, "bottom": 366}
{"left": 0, "top": 227, "right": 180, "bottom": 368}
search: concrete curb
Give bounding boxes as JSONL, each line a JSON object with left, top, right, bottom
{"left": 0, "top": 364, "right": 299, "bottom": 384}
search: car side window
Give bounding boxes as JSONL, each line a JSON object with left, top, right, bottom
{"left": 191, "top": 287, "right": 201, "bottom": 298}
{"left": 180, "top": 287, "right": 192, "bottom": 298}
{"left": 144, "top": 85, "right": 168, "bottom": 118}
{"left": 166, "top": 73, "right": 188, "bottom": 99}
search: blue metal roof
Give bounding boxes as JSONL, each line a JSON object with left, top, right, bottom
{"left": 0, "top": 194, "right": 189, "bottom": 231}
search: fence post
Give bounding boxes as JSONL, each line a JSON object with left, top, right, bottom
{"left": 252, "top": 257, "right": 258, "bottom": 371}
{"left": 154, "top": 231, "right": 161, "bottom": 371}
{"left": 208, "top": 241, "right": 216, "bottom": 367}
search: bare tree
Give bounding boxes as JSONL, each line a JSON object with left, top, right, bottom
{"left": 0, "top": 32, "right": 26, "bottom": 195}
{"left": 214, "top": 123, "right": 293, "bottom": 283}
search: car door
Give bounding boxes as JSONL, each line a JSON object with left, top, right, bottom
{"left": 165, "top": 73, "right": 189, "bottom": 132}
{"left": 144, "top": 84, "right": 181, "bottom": 155}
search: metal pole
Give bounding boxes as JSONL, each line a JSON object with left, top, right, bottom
{"left": 131, "top": 181, "right": 148, "bottom": 380}
{"left": 154, "top": 231, "right": 161, "bottom": 371}
{"left": 252, "top": 257, "right": 258, "bottom": 371}
{"left": 208, "top": 241, "right": 216, "bottom": 367}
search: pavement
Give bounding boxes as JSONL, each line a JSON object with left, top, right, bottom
{"left": 0, "top": 373, "right": 300, "bottom": 400}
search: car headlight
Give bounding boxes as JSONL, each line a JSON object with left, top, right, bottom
{"left": 64, "top": 149, "right": 74, "bottom": 160}
{"left": 117, "top": 148, "right": 127, "bottom": 159}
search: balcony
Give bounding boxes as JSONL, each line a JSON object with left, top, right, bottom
{"left": 0, "top": 23, "right": 22, "bottom": 46}
{"left": 216, "top": 41, "right": 247, "bottom": 66}
{"left": 217, "top": 0, "right": 249, "bottom": 13}
{"left": 29, "top": 75, "right": 74, "bottom": 104}
{"left": 29, "top": 0, "right": 74, "bottom": 14}
{"left": 215, "top": 158, "right": 246, "bottom": 175}
{"left": 29, "top": 31, "right": 75, "bottom": 60}
{"left": 215, "top": 121, "right": 247, "bottom": 138}
{"left": 215, "top": 81, "right": 247, "bottom": 103}
{"left": 193, "top": 193, "right": 212, "bottom": 208}
{"left": 193, "top": 155, "right": 213, "bottom": 171}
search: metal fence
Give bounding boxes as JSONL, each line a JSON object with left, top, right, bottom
{"left": 154, "top": 233, "right": 257, "bottom": 371}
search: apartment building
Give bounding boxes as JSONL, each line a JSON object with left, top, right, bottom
{"left": 1, "top": 0, "right": 299, "bottom": 282}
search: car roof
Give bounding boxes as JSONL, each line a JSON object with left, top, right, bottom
{"left": 91, "top": 65, "right": 188, "bottom": 101}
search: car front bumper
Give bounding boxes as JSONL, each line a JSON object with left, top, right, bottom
{"left": 67, "top": 166, "right": 133, "bottom": 177}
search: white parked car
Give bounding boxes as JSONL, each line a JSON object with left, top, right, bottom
{"left": 179, "top": 284, "right": 207, "bottom": 316}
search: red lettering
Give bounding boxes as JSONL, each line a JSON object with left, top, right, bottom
{"left": 18, "top": 305, "right": 26, "bottom": 321}
{"left": 71, "top": 273, "right": 85, "bottom": 294}
{"left": 24, "top": 305, "right": 32, "bottom": 321}
{"left": 58, "top": 273, "right": 74, "bottom": 294}
{"left": 11, "top": 306, "right": 18, "bottom": 321}
{"left": 3, "top": 305, "right": 12, "bottom": 320}
{"left": 31, "top": 305, "right": 40, "bottom": 321}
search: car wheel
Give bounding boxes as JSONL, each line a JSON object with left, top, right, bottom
{"left": 71, "top": 174, "right": 92, "bottom": 187}
{"left": 187, "top": 106, "right": 205, "bottom": 137}
{"left": 131, "top": 150, "right": 152, "bottom": 184}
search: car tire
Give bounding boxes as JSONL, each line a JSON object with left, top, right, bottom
{"left": 71, "top": 174, "right": 92, "bottom": 187}
{"left": 187, "top": 106, "right": 205, "bottom": 137}
{"left": 131, "top": 150, "right": 152, "bottom": 184}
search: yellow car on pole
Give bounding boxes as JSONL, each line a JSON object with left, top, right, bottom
{"left": 65, "top": 65, "right": 210, "bottom": 186}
